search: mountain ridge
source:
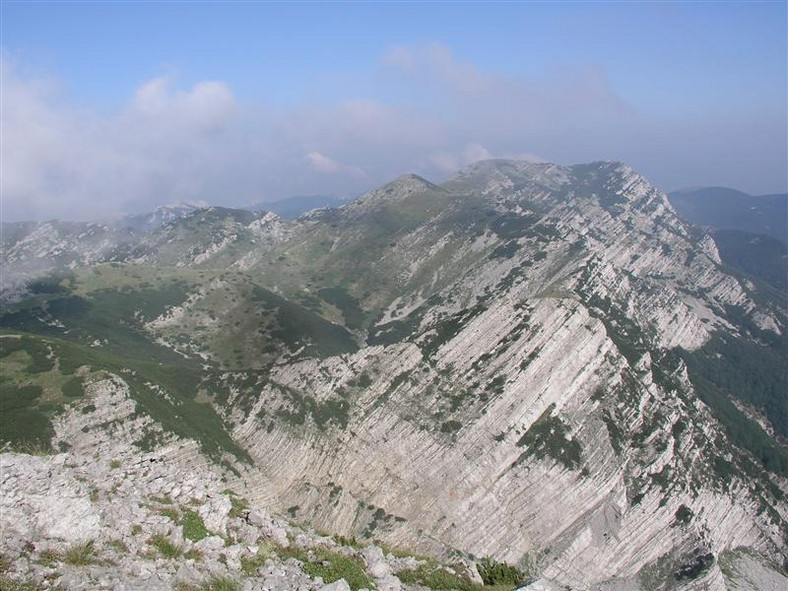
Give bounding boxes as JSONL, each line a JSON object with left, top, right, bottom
{"left": 1, "top": 159, "right": 787, "bottom": 590}
{"left": 668, "top": 186, "right": 787, "bottom": 244}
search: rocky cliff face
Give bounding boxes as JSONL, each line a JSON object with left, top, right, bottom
{"left": 1, "top": 159, "right": 786, "bottom": 590}
{"left": 220, "top": 162, "right": 787, "bottom": 589}
{"left": 1, "top": 375, "right": 456, "bottom": 591}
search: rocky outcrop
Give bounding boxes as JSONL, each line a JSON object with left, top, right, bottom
{"left": 1, "top": 376, "right": 484, "bottom": 591}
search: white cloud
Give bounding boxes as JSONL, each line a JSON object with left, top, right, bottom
{"left": 306, "top": 151, "right": 365, "bottom": 178}
{"left": 4, "top": 43, "right": 780, "bottom": 221}
{"left": 0, "top": 49, "right": 627, "bottom": 221}
{"left": 426, "top": 143, "right": 494, "bottom": 172}
{"left": 131, "top": 77, "right": 235, "bottom": 131}
{"left": 462, "top": 143, "right": 492, "bottom": 164}
{"left": 0, "top": 59, "right": 245, "bottom": 221}
{"left": 499, "top": 151, "right": 547, "bottom": 163}
{"left": 425, "top": 152, "right": 460, "bottom": 173}
{"left": 0, "top": 47, "right": 643, "bottom": 222}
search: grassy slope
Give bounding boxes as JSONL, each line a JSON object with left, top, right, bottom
{"left": 0, "top": 262, "right": 361, "bottom": 459}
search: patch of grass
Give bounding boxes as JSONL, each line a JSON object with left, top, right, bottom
{"left": 106, "top": 540, "right": 128, "bottom": 554}
{"left": 37, "top": 550, "right": 61, "bottom": 567}
{"left": 240, "top": 554, "right": 265, "bottom": 575}
{"left": 0, "top": 575, "right": 46, "bottom": 591}
{"left": 64, "top": 540, "right": 96, "bottom": 566}
{"left": 0, "top": 336, "right": 54, "bottom": 373}
{"left": 673, "top": 505, "right": 694, "bottom": 526}
{"left": 158, "top": 506, "right": 180, "bottom": 522}
{"left": 675, "top": 553, "right": 715, "bottom": 581}
{"left": 489, "top": 212, "right": 538, "bottom": 240}
{"left": 602, "top": 414, "right": 625, "bottom": 455}
{"left": 421, "top": 304, "right": 487, "bottom": 359}
{"left": 318, "top": 287, "right": 365, "bottom": 330}
{"left": 440, "top": 420, "right": 462, "bottom": 434}
{"left": 60, "top": 376, "right": 84, "bottom": 398}
{"left": 272, "top": 383, "right": 350, "bottom": 430}
{"left": 181, "top": 509, "right": 209, "bottom": 542}
{"left": 311, "top": 397, "right": 351, "bottom": 430}
{"left": 183, "top": 548, "right": 203, "bottom": 561}
{"left": 251, "top": 286, "right": 358, "bottom": 357}
{"left": 201, "top": 576, "right": 240, "bottom": 591}
{"left": 516, "top": 404, "right": 582, "bottom": 470}
{"left": 300, "top": 547, "right": 374, "bottom": 591}
{"left": 109, "top": 459, "right": 121, "bottom": 469}
{"left": 476, "top": 557, "right": 524, "bottom": 586}
{"left": 377, "top": 543, "right": 431, "bottom": 561}
{"left": 367, "top": 306, "right": 426, "bottom": 346}
{"left": 0, "top": 381, "right": 53, "bottom": 452}
{"left": 332, "top": 534, "right": 363, "bottom": 549}
{"left": 147, "top": 534, "right": 181, "bottom": 559}
{"left": 396, "top": 563, "right": 480, "bottom": 591}
{"left": 224, "top": 491, "right": 249, "bottom": 518}
{"left": 490, "top": 240, "right": 519, "bottom": 259}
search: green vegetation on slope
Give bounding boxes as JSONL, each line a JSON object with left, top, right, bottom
{"left": 277, "top": 546, "right": 373, "bottom": 591}
{"left": 681, "top": 346, "right": 788, "bottom": 477}
{"left": 271, "top": 382, "right": 350, "bottom": 430}
{"left": 251, "top": 286, "right": 358, "bottom": 357}
{"left": 677, "top": 303, "right": 788, "bottom": 478}
{"left": 712, "top": 229, "right": 787, "bottom": 292}
{"left": 0, "top": 381, "right": 53, "bottom": 451}
{"left": 0, "top": 277, "right": 251, "bottom": 461}
{"left": 476, "top": 557, "right": 525, "bottom": 586}
{"left": 0, "top": 264, "right": 363, "bottom": 459}
{"left": 0, "top": 280, "right": 190, "bottom": 364}
{"left": 0, "top": 336, "right": 85, "bottom": 451}
{"left": 318, "top": 287, "right": 365, "bottom": 330}
{"left": 516, "top": 404, "right": 582, "bottom": 470}
{"left": 396, "top": 559, "right": 518, "bottom": 591}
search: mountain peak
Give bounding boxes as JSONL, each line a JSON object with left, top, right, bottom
{"left": 384, "top": 173, "right": 441, "bottom": 193}
{"left": 446, "top": 158, "right": 572, "bottom": 196}
{"left": 153, "top": 200, "right": 209, "bottom": 214}
{"left": 346, "top": 173, "right": 444, "bottom": 214}
{"left": 454, "top": 158, "right": 557, "bottom": 178}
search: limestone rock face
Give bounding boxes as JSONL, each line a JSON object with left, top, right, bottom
{"left": 0, "top": 454, "right": 100, "bottom": 544}
{"left": 0, "top": 376, "right": 417, "bottom": 591}
{"left": 219, "top": 162, "right": 786, "bottom": 589}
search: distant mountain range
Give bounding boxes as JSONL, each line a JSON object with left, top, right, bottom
{"left": 115, "top": 201, "right": 209, "bottom": 232}
{"left": 667, "top": 187, "right": 787, "bottom": 293}
{"left": 668, "top": 187, "right": 787, "bottom": 244}
{"left": 245, "top": 194, "right": 352, "bottom": 220}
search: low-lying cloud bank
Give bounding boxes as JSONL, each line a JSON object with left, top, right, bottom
{"left": 2, "top": 43, "right": 785, "bottom": 221}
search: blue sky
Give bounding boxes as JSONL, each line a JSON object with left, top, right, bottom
{"left": 2, "top": 1, "right": 786, "bottom": 220}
